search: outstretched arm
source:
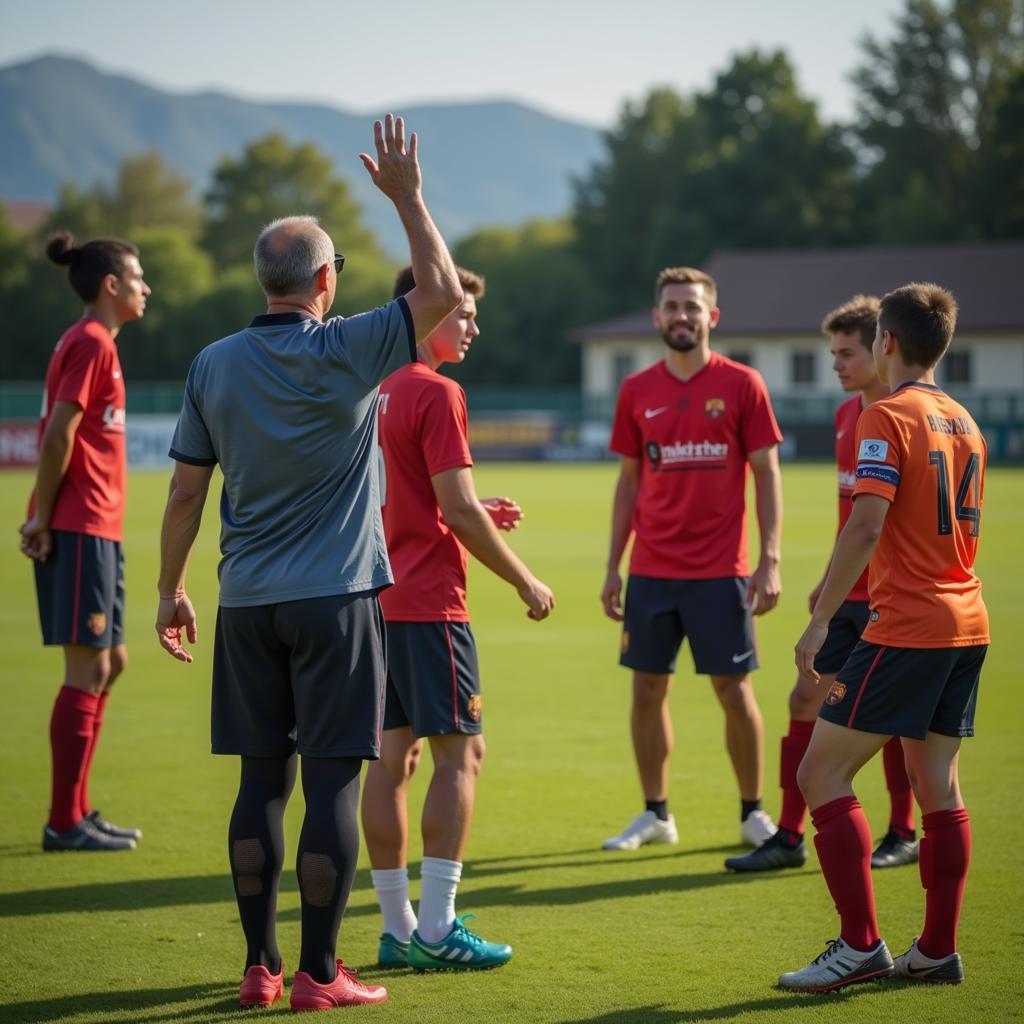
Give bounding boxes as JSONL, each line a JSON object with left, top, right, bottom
{"left": 748, "top": 444, "right": 782, "bottom": 616}
{"left": 156, "top": 461, "right": 214, "bottom": 662}
{"left": 359, "top": 113, "right": 460, "bottom": 341}
{"left": 600, "top": 457, "right": 640, "bottom": 621}
{"left": 432, "top": 467, "right": 553, "bottom": 621}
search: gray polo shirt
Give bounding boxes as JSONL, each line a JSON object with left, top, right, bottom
{"left": 170, "top": 300, "right": 414, "bottom": 607}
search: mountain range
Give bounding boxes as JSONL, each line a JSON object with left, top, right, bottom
{"left": 0, "top": 55, "right": 607, "bottom": 254}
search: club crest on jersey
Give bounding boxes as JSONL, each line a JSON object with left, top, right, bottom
{"left": 825, "top": 681, "right": 847, "bottom": 706}
{"left": 705, "top": 398, "right": 726, "bottom": 419}
{"left": 87, "top": 613, "right": 107, "bottom": 637}
{"left": 467, "top": 694, "right": 482, "bottom": 722}
{"left": 645, "top": 442, "right": 662, "bottom": 469}
{"left": 858, "top": 439, "right": 889, "bottom": 461}
{"left": 620, "top": 630, "right": 630, "bottom": 654}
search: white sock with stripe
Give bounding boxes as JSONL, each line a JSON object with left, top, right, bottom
{"left": 370, "top": 867, "right": 417, "bottom": 942}
{"left": 417, "top": 857, "right": 462, "bottom": 944}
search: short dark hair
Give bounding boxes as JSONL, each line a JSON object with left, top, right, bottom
{"left": 654, "top": 266, "right": 717, "bottom": 306}
{"left": 46, "top": 231, "right": 139, "bottom": 303}
{"left": 392, "top": 264, "right": 485, "bottom": 301}
{"left": 821, "top": 294, "right": 880, "bottom": 350}
{"left": 878, "top": 283, "right": 958, "bottom": 369}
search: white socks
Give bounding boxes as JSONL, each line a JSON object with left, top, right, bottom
{"left": 370, "top": 867, "right": 417, "bottom": 943}
{"left": 417, "top": 857, "right": 462, "bottom": 944}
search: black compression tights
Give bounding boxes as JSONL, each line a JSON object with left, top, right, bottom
{"left": 228, "top": 754, "right": 297, "bottom": 973}
{"left": 296, "top": 756, "right": 363, "bottom": 983}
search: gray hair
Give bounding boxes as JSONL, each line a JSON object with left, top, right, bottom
{"left": 253, "top": 215, "right": 334, "bottom": 296}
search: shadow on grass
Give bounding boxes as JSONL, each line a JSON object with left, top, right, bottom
{"left": 552, "top": 985, "right": 887, "bottom": 1023}
{"left": 0, "top": 980, "right": 253, "bottom": 1024}
{"left": 1, "top": 844, "right": 769, "bottom": 918}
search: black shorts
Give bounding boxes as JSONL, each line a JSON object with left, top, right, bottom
{"left": 383, "top": 621, "right": 482, "bottom": 738}
{"left": 620, "top": 575, "right": 757, "bottom": 676}
{"left": 814, "top": 600, "right": 870, "bottom": 675}
{"left": 33, "top": 530, "right": 125, "bottom": 648}
{"left": 211, "top": 591, "right": 386, "bottom": 759}
{"left": 819, "top": 641, "right": 986, "bottom": 740}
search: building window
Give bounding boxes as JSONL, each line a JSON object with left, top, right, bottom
{"left": 612, "top": 353, "right": 634, "bottom": 388}
{"left": 943, "top": 351, "right": 972, "bottom": 385}
{"left": 790, "top": 351, "right": 816, "bottom": 385}
{"left": 727, "top": 351, "right": 753, "bottom": 366}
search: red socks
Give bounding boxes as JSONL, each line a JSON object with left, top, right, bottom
{"left": 882, "top": 736, "right": 915, "bottom": 834}
{"left": 918, "top": 808, "right": 971, "bottom": 959}
{"left": 811, "top": 796, "right": 880, "bottom": 952}
{"left": 49, "top": 686, "right": 99, "bottom": 832}
{"left": 78, "top": 689, "right": 110, "bottom": 817}
{"left": 777, "top": 718, "right": 815, "bottom": 835}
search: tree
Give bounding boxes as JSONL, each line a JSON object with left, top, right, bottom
{"left": 978, "top": 64, "right": 1024, "bottom": 236}
{"left": 42, "top": 151, "right": 201, "bottom": 240}
{"left": 573, "top": 52, "right": 858, "bottom": 315}
{"left": 202, "top": 133, "right": 385, "bottom": 272}
{"left": 851, "top": 0, "right": 1024, "bottom": 239}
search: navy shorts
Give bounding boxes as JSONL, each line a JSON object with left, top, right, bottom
{"left": 814, "top": 600, "right": 870, "bottom": 675}
{"left": 383, "top": 621, "right": 482, "bottom": 738}
{"left": 211, "top": 591, "right": 386, "bottom": 759}
{"left": 33, "top": 530, "right": 125, "bottom": 648}
{"left": 819, "top": 641, "right": 986, "bottom": 739}
{"left": 620, "top": 575, "right": 757, "bottom": 676}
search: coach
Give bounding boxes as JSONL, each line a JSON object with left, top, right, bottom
{"left": 155, "top": 115, "right": 460, "bottom": 1012}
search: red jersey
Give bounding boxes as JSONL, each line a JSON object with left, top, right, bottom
{"left": 29, "top": 317, "right": 127, "bottom": 541}
{"left": 610, "top": 353, "right": 783, "bottom": 579}
{"left": 834, "top": 396, "right": 870, "bottom": 603}
{"left": 377, "top": 362, "right": 473, "bottom": 622}
{"left": 853, "top": 382, "right": 988, "bottom": 648}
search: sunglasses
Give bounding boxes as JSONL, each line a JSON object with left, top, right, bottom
{"left": 334, "top": 253, "right": 345, "bottom": 274}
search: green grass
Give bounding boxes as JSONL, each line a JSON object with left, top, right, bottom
{"left": 1, "top": 463, "right": 1021, "bottom": 1023}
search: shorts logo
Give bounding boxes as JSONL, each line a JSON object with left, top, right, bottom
{"left": 705, "top": 398, "right": 726, "bottom": 419}
{"left": 870, "top": 610, "right": 880, "bottom": 622}
{"left": 87, "top": 613, "right": 107, "bottom": 637}
{"left": 858, "top": 439, "right": 889, "bottom": 461}
{"left": 621, "top": 630, "right": 630, "bottom": 654}
{"left": 825, "top": 681, "right": 847, "bottom": 706}
{"left": 467, "top": 694, "right": 482, "bottom": 722}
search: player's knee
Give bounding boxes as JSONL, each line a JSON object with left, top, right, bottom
{"left": 788, "top": 683, "right": 819, "bottom": 720}
{"left": 464, "top": 734, "right": 485, "bottom": 775}
{"left": 107, "top": 646, "right": 128, "bottom": 686}
{"left": 633, "top": 674, "right": 669, "bottom": 710}
{"left": 66, "top": 650, "right": 111, "bottom": 692}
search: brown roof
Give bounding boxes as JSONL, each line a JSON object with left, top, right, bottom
{"left": 576, "top": 241, "right": 1024, "bottom": 340}
{"left": 3, "top": 200, "right": 50, "bottom": 233}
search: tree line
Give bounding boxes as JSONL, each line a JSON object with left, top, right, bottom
{"left": 1, "top": 0, "right": 1021, "bottom": 388}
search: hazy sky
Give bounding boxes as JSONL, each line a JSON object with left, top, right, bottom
{"left": 2, "top": 0, "right": 907, "bottom": 126}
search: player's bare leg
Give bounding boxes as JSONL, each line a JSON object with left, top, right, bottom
{"left": 894, "top": 732, "right": 968, "bottom": 980}
{"left": 421, "top": 733, "right": 485, "bottom": 863}
{"left": 63, "top": 644, "right": 111, "bottom": 694}
{"left": 631, "top": 671, "right": 673, "bottom": 802}
{"left": 711, "top": 673, "right": 764, "bottom": 800}
{"left": 363, "top": 727, "right": 422, "bottom": 962}
{"left": 602, "top": 673, "right": 678, "bottom": 850}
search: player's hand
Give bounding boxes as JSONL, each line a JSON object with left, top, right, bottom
{"left": 601, "top": 568, "right": 624, "bottom": 622}
{"left": 481, "top": 496, "right": 523, "bottom": 532}
{"left": 747, "top": 558, "right": 781, "bottom": 616}
{"left": 518, "top": 575, "right": 554, "bottom": 621}
{"left": 19, "top": 516, "right": 52, "bottom": 561}
{"left": 359, "top": 114, "right": 421, "bottom": 203}
{"left": 795, "top": 619, "right": 829, "bottom": 683}
{"left": 157, "top": 592, "right": 198, "bottom": 663}
{"left": 807, "top": 578, "right": 825, "bottom": 614}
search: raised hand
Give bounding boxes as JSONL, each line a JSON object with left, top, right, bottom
{"left": 359, "top": 113, "right": 421, "bottom": 203}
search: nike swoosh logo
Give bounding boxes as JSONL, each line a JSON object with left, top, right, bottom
{"left": 732, "top": 649, "right": 754, "bottom": 663}
{"left": 905, "top": 964, "right": 938, "bottom": 975}
{"left": 644, "top": 407, "right": 667, "bottom": 419}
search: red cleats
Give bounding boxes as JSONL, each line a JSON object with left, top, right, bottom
{"left": 290, "top": 960, "right": 387, "bottom": 1011}
{"left": 239, "top": 963, "right": 284, "bottom": 1007}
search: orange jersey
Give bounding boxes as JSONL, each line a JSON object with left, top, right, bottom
{"left": 853, "top": 382, "right": 988, "bottom": 648}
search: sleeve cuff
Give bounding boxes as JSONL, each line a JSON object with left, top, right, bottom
{"left": 396, "top": 296, "right": 416, "bottom": 362}
{"left": 169, "top": 448, "right": 217, "bottom": 467}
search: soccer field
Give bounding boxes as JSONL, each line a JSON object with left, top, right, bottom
{"left": 1, "top": 463, "right": 1021, "bottom": 1023}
